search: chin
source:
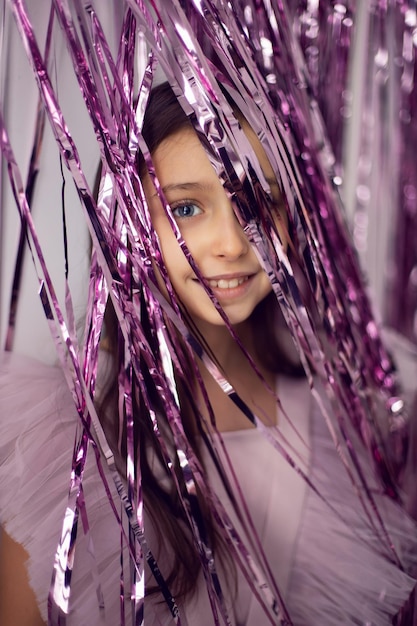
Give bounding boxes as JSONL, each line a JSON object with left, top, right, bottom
{"left": 195, "top": 307, "right": 255, "bottom": 329}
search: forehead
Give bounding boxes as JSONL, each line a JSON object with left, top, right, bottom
{"left": 151, "top": 123, "right": 278, "bottom": 192}
{"left": 151, "top": 127, "right": 216, "bottom": 181}
{"left": 145, "top": 120, "right": 280, "bottom": 208}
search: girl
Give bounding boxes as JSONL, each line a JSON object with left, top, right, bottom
{"left": 1, "top": 81, "right": 416, "bottom": 625}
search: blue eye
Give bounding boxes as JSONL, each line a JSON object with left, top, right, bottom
{"left": 171, "top": 203, "right": 202, "bottom": 219}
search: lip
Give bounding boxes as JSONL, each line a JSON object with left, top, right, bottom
{"left": 192, "top": 272, "right": 258, "bottom": 301}
{"left": 203, "top": 272, "right": 254, "bottom": 282}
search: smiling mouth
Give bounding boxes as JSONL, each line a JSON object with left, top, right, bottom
{"left": 207, "top": 276, "right": 250, "bottom": 289}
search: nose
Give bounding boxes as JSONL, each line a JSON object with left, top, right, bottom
{"left": 210, "top": 201, "right": 249, "bottom": 260}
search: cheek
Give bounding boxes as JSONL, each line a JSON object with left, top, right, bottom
{"left": 152, "top": 223, "right": 192, "bottom": 295}
{"left": 273, "top": 209, "right": 289, "bottom": 251}
{"left": 260, "top": 272, "right": 273, "bottom": 298}
{"left": 148, "top": 219, "right": 175, "bottom": 296}
{"left": 154, "top": 213, "right": 202, "bottom": 278}
{"left": 150, "top": 258, "right": 169, "bottom": 301}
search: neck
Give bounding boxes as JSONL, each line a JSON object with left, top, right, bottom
{"left": 191, "top": 316, "right": 277, "bottom": 432}
{"left": 193, "top": 317, "right": 255, "bottom": 374}
{"left": 193, "top": 315, "right": 275, "bottom": 392}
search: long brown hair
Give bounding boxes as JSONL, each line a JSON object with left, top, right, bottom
{"left": 98, "top": 82, "right": 303, "bottom": 602}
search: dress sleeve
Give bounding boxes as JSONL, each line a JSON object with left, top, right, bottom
{"left": 287, "top": 387, "right": 417, "bottom": 626}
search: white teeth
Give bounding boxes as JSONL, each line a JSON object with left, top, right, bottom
{"left": 208, "top": 277, "right": 248, "bottom": 289}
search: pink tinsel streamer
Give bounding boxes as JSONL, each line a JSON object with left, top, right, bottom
{"left": 1, "top": 1, "right": 416, "bottom": 625}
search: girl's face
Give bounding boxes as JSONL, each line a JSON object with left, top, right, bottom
{"left": 143, "top": 125, "right": 285, "bottom": 330}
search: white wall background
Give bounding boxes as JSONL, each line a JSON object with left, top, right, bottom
{"left": 0, "top": 1, "right": 122, "bottom": 364}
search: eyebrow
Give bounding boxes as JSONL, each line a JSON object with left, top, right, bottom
{"left": 152, "top": 178, "right": 279, "bottom": 198}
{"left": 152, "top": 181, "right": 214, "bottom": 198}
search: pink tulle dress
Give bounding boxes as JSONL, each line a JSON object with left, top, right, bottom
{"left": 0, "top": 352, "right": 416, "bottom": 625}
